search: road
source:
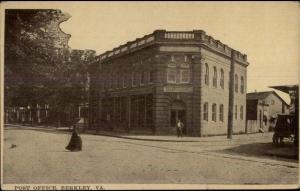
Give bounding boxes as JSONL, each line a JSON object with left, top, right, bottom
{"left": 2, "top": 125, "right": 298, "bottom": 184}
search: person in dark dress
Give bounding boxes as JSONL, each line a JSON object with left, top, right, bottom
{"left": 66, "top": 126, "right": 82, "bottom": 152}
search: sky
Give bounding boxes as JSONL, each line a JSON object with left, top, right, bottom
{"left": 2, "top": 1, "right": 300, "bottom": 103}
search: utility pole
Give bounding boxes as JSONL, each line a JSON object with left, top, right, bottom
{"left": 227, "top": 50, "right": 235, "bottom": 139}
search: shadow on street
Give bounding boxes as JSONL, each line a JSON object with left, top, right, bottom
{"left": 216, "top": 142, "right": 298, "bottom": 163}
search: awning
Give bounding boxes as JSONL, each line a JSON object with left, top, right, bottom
{"left": 269, "top": 85, "right": 299, "bottom": 94}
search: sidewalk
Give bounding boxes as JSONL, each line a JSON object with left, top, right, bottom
{"left": 90, "top": 129, "right": 273, "bottom": 143}
{"left": 5, "top": 123, "right": 273, "bottom": 143}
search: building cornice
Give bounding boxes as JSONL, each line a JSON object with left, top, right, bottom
{"left": 90, "top": 30, "right": 249, "bottom": 67}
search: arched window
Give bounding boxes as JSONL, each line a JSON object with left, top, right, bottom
{"left": 203, "top": 102, "right": 208, "bottom": 121}
{"left": 240, "top": 76, "right": 244, "bottom": 94}
{"left": 205, "top": 64, "right": 209, "bottom": 85}
{"left": 220, "top": 69, "right": 224, "bottom": 89}
{"left": 235, "top": 74, "right": 238, "bottom": 93}
{"left": 109, "top": 73, "right": 113, "bottom": 89}
{"left": 213, "top": 67, "right": 217, "bottom": 88}
{"left": 219, "top": 104, "right": 224, "bottom": 122}
{"left": 212, "top": 103, "right": 217, "bottom": 122}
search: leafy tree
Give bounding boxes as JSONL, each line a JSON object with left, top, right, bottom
{"left": 4, "top": 9, "right": 96, "bottom": 125}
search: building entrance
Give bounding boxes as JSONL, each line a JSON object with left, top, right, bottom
{"left": 170, "top": 100, "right": 187, "bottom": 134}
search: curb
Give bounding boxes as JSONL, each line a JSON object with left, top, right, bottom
{"left": 5, "top": 123, "right": 273, "bottom": 143}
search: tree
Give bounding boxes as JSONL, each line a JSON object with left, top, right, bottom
{"left": 4, "top": 9, "right": 96, "bottom": 126}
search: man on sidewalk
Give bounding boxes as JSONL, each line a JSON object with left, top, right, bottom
{"left": 176, "top": 119, "right": 184, "bottom": 138}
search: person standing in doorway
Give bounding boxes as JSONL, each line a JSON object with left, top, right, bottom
{"left": 176, "top": 119, "right": 184, "bottom": 138}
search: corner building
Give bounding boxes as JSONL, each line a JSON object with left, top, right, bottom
{"left": 89, "top": 30, "right": 249, "bottom": 136}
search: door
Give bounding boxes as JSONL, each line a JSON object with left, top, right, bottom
{"left": 170, "top": 109, "right": 187, "bottom": 134}
{"left": 178, "top": 110, "right": 186, "bottom": 134}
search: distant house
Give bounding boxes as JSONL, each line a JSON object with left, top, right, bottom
{"left": 246, "top": 91, "right": 289, "bottom": 133}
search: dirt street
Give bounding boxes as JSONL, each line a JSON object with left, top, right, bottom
{"left": 2, "top": 125, "right": 298, "bottom": 184}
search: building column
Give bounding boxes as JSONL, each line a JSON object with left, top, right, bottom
{"left": 227, "top": 50, "right": 236, "bottom": 139}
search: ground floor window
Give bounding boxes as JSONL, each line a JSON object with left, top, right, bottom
{"left": 203, "top": 102, "right": 208, "bottom": 121}
{"left": 219, "top": 104, "right": 224, "bottom": 122}
{"left": 212, "top": 103, "right": 217, "bottom": 122}
{"left": 240, "top": 105, "right": 244, "bottom": 120}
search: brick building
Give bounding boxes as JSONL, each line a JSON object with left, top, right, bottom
{"left": 88, "top": 30, "right": 249, "bottom": 136}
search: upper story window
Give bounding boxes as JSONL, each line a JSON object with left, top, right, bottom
{"left": 220, "top": 69, "right": 224, "bottom": 89}
{"left": 114, "top": 72, "right": 119, "bottom": 89}
{"left": 213, "top": 66, "right": 217, "bottom": 88}
{"left": 203, "top": 102, "right": 208, "bottom": 121}
{"left": 141, "top": 71, "right": 146, "bottom": 85}
{"left": 167, "top": 68, "right": 177, "bottom": 83}
{"left": 235, "top": 74, "right": 238, "bottom": 93}
{"left": 180, "top": 69, "right": 190, "bottom": 83}
{"left": 212, "top": 103, "right": 217, "bottom": 122}
{"left": 205, "top": 63, "right": 209, "bottom": 86}
{"left": 149, "top": 70, "right": 155, "bottom": 83}
{"left": 102, "top": 73, "right": 107, "bottom": 90}
{"left": 109, "top": 73, "right": 113, "bottom": 89}
{"left": 135, "top": 72, "right": 141, "bottom": 86}
{"left": 219, "top": 104, "right": 224, "bottom": 122}
{"left": 126, "top": 72, "right": 131, "bottom": 87}
{"left": 122, "top": 74, "right": 126, "bottom": 88}
{"left": 240, "top": 76, "right": 244, "bottom": 94}
{"left": 132, "top": 72, "right": 139, "bottom": 86}
{"left": 117, "top": 73, "right": 122, "bottom": 88}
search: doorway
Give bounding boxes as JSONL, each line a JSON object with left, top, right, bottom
{"left": 170, "top": 100, "right": 187, "bottom": 134}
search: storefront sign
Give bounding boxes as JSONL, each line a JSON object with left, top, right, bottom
{"left": 163, "top": 85, "right": 193, "bottom": 93}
